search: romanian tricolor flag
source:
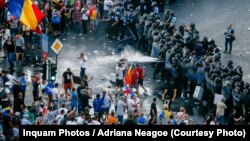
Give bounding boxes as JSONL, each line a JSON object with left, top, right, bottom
{"left": 123, "top": 85, "right": 135, "bottom": 97}
{"left": 8, "top": 0, "right": 45, "bottom": 30}
{"left": 125, "top": 66, "right": 132, "bottom": 85}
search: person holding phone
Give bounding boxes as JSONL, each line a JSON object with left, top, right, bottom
{"left": 224, "top": 23, "right": 235, "bottom": 54}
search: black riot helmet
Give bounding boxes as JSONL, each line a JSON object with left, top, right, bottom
{"left": 211, "top": 73, "right": 218, "bottom": 81}
{"left": 227, "top": 59, "right": 233, "bottom": 66}
{"left": 215, "top": 77, "right": 222, "bottom": 83}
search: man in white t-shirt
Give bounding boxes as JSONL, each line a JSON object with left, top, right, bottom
{"left": 77, "top": 113, "right": 85, "bottom": 125}
{"left": 115, "top": 63, "right": 126, "bottom": 95}
{"left": 6, "top": 72, "right": 15, "bottom": 88}
{"left": 127, "top": 96, "right": 138, "bottom": 117}
{"left": 104, "top": 0, "right": 113, "bottom": 16}
{"left": 116, "top": 96, "right": 126, "bottom": 124}
{"left": 66, "top": 118, "right": 77, "bottom": 125}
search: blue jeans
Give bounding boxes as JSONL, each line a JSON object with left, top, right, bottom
{"left": 78, "top": 103, "right": 82, "bottom": 114}
{"left": 217, "top": 115, "right": 224, "bottom": 125}
{"left": 7, "top": 52, "right": 15, "bottom": 68}
{"left": 117, "top": 115, "right": 123, "bottom": 125}
{"left": 74, "top": 21, "right": 81, "bottom": 35}
{"left": 71, "top": 103, "right": 77, "bottom": 110}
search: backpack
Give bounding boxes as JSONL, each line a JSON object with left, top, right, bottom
{"left": 159, "top": 110, "right": 172, "bottom": 120}
{"left": 0, "top": 88, "right": 7, "bottom": 99}
{"left": 164, "top": 110, "right": 172, "bottom": 119}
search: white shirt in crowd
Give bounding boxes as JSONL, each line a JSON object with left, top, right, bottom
{"left": 7, "top": 11, "right": 11, "bottom": 21}
{"left": 79, "top": 56, "right": 87, "bottom": 69}
{"left": 102, "top": 94, "right": 111, "bottom": 108}
{"left": 21, "top": 118, "right": 32, "bottom": 125}
{"left": 77, "top": 116, "right": 84, "bottom": 125}
{"left": 66, "top": 120, "right": 77, "bottom": 125}
{"left": 51, "top": 87, "right": 59, "bottom": 101}
{"left": 38, "top": 82, "right": 47, "bottom": 95}
{"left": 127, "top": 98, "right": 136, "bottom": 112}
{"left": 58, "top": 108, "right": 68, "bottom": 115}
{"left": 81, "top": 8, "right": 89, "bottom": 20}
{"left": 7, "top": 74, "right": 14, "bottom": 86}
{"left": 216, "top": 101, "right": 227, "bottom": 116}
{"left": 46, "top": 110, "right": 58, "bottom": 124}
{"left": 88, "top": 120, "right": 101, "bottom": 125}
{"left": 4, "top": 87, "right": 10, "bottom": 94}
{"left": 104, "top": 0, "right": 113, "bottom": 11}
{"left": 115, "top": 66, "right": 125, "bottom": 80}
{"left": 55, "top": 114, "right": 64, "bottom": 125}
{"left": 116, "top": 100, "right": 126, "bottom": 116}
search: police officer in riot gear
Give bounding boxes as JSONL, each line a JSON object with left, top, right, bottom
{"left": 126, "top": 5, "right": 139, "bottom": 40}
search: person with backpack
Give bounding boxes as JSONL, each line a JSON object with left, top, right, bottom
{"left": 55, "top": 109, "right": 65, "bottom": 125}
{"left": 159, "top": 106, "right": 172, "bottom": 125}
{"left": 0, "top": 83, "right": 10, "bottom": 109}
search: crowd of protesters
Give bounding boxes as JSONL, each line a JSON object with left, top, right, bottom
{"left": 0, "top": 0, "right": 250, "bottom": 140}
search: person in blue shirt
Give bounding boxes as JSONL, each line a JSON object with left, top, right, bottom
{"left": 51, "top": 9, "right": 61, "bottom": 37}
{"left": 137, "top": 112, "right": 146, "bottom": 125}
{"left": 19, "top": 72, "right": 27, "bottom": 101}
{"left": 93, "top": 94, "right": 102, "bottom": 115}
{"left": 70, "top": 87, "right": 78, "bottom": 110}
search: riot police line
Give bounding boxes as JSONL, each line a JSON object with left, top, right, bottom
{"left": 99, "top": 1, "right": 249, "bottom": 119}
{"left": 160, "top": 27, "right": 249, "bottom": 119}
